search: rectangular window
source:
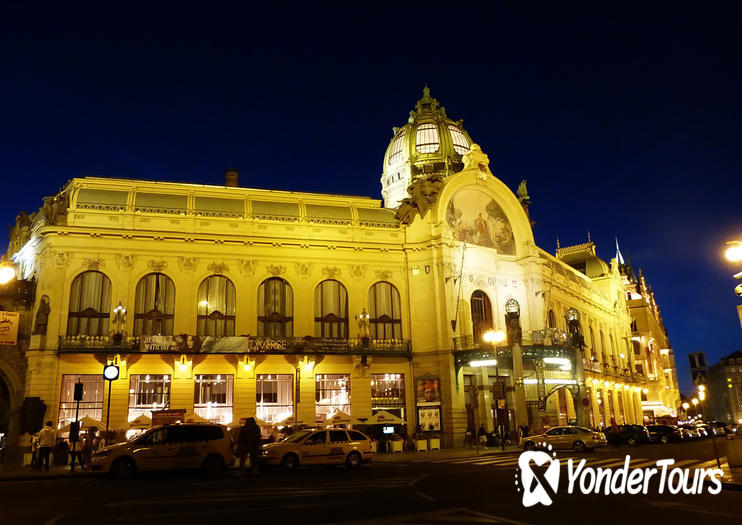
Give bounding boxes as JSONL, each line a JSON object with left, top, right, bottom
{"left": 256, "top": 374, "right": 294, "bottom": 423}
{"left": 58, "top": 375, "right": 105, "bottom": 428}
{"left": 315, "top": 374, "right": 350, "bottom": 423}
{"left": 128, "top": 374, "right": 171, "bottom": 421}
{"left": 371, "top": 373, "right": 405, "bottom": 418}
{"left": 194, "top": 374, "right": 233, "bottom": 424}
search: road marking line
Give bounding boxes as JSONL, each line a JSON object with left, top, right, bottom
{"left": 42, "top": 514, "right": 67, "bottom": 525}
{"left": 415, "top": 490, "right": 436, "bottom": 501}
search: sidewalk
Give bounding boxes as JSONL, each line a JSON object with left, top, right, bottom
{"left": 0, "top": 464, "right": 96, "bottom": 482}
{"left": 374, "top": 445, "right": 521, "bottom": 463}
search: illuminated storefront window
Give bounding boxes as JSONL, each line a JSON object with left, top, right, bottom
{"left": 197, "top": 275, "right": 236, "bottom": 336}
{"left": 67, "top": 271, "right": 112, "bottom": 336}
{"left": 134, "top": 272, "right": 175, "bottom": 336}
{"left": 256, "top": 374, "right": 293, "bottom": 423}
{"left": 58, "top": 374, "right": 104, "bottom": 428}
{"left": 371, "top": 373, "right": 405, "bottom": 418}
{"left": 128, "top": 374, "right": 171, "bottom": 421}
{"left": 416, "top": 123, "right": 440, "bottom": 153}
{"left": 314, "top": 280, "right": 348, "bottom": 338}
{"left": 448, "top": 124, "right": 470, "bottom": 155}
{"left": 194, "top": 374, "right": 233, "bottom": 424}
{"left": 368, "top": 282, "right": 402, "bottom": 339}
{"left": 316, "top": 374, "right": 350, "bottom": 422}
{"left": 257, "top": 278, "right": 293, "bottom": 338}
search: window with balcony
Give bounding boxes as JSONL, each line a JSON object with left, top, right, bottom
{"left": 58, "top": 375, "right": 104, "bottom": 428}
{"left": 134, "top": 273, "right": 175, "bottom": 336}
{"left": 197, "top": 275, "right": 236, "bottom": 336}
{"left": 368, "top": 282, "right": 402, "bottom": 339}
{"left": 256, "top": 374, "right": 294, "bottom": 423}
{"left": 194, "top": 374, "right": 233, "bottom": 424}
{"left": 257, "top": 278, "right": 293, "bottom": 338}
{"left": 316, "top": 374, "right": 350, "bottom": 422}
{"left": 371, "top": 373, "right": 405, "bottom": 418}
{"left": 470, "top": 290, "right": 493, "bottom": 346}
{"left": 67, "top": 271, "right": 112, "bottom": 336}
{"left": 314, "top": 280, "right": 348, "bottom": 338}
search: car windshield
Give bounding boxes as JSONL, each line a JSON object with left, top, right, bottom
{"left": 281, "top": 430, "right": 313, "bottom": 443}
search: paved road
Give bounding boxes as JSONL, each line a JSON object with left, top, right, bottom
{"left": 1, "top": 440, "right": 739, "bottom": 524}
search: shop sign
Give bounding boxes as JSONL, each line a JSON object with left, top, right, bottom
{"left": 0, "top": 311, "right": 19, "bottom": 345}
{"left": 152, "top": 409, "right": 187, "bottom": 426}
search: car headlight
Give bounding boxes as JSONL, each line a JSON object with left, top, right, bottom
{"left": 260, "top": 449, "right": 275, "bottom": 456}
{"left": 94, "top": 450, "right": 112, "bottom": 458}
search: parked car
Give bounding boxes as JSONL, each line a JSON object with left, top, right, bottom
{"left": 646, "top": 424, "right": 683, "bottom": 444}
{"left": 602, "top": 424, "right": 651, "bottom": 446}
{"left": 711, "top": 421, "right": 731, "bottom": 436}
{"left": 260, "top": 428, "right": 375, "bottom": 470}
{"left": 679, "top": 424, "right": 703, "bottom": 440}
{"left": 92, "top": 423, "right": 234, "bottom": 478}
{"left": 522, "top": 426, "right": 607, "bottom": 452}
{"left": 694, "top": 423, "right": 714, "bottom": 438}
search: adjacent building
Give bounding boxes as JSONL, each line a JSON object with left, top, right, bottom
{"left": 708, "top": 350, "right": 742, "bottom": 424}
{"left": 0, "top": 89, "right": 681, "bottom": 462}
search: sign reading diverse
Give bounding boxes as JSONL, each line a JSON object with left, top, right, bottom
{"left": 137, "top": 335, "right": 404, "bottom": 354}
{"left": 0, "top": 311, "right": 19, "bottom": 345}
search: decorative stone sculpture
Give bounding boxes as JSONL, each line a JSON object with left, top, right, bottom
{"left": 394, "top": 173, "right": 445, "bottom": 225}
{"left": 32, "top": 295, "right": 51, "bottom": 335}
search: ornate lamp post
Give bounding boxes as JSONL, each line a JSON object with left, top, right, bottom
{"left": 103, "top": 363, "right": 120, "bottom": 444}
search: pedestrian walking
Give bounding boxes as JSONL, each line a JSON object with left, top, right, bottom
{"left": 82, "top": 427, "right": 98, "bottom": 469}
{"left": 36, "top": 421, "right": 56, "bottom": 471}
{"left": 238, "top": 417, "right": 262, "bottom": 475}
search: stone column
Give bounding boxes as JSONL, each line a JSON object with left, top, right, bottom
{"left": 511, "top": 343, "right": 528, "bottom": 427}
{"left": 573, "top": 346, "right": 590, "bottom": 427}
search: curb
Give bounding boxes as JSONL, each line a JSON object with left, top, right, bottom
{"left": 0, "top": 471, "right": 98, "bottom": 482}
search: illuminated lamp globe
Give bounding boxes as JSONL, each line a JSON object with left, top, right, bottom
{"left": 725, "top": 241, "right": 742, "bottom": 262}
{"left": 103, "top": 364, "right": 120, "bottom": 381}
{"left": 565, "top": 308, "right": 580, "bottom": 322}
{"left": 0, "top": 263, "right": 16, "bottom": 285}
{"left": 482, "top": 330, "right": 506, "bottom": 344}
{"left": 691, "top": 398, "right": 699, "bottom": 406}
{"left": 505, "top": 298, "right": 521, "bottom": 315}
{"left": 682, "top": 402, "right": 689, "bottom": 410}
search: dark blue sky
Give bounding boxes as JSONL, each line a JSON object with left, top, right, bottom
{"left": 1, "top": 3, "right": 740, "bottom": 393}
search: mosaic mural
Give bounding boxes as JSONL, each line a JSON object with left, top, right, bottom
{"left": 445, "top": 188, "right": 515, "bottom": 254}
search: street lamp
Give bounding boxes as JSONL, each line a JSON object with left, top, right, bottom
{"left": 725, "top": 241, "right": 742, "bottom": 262}
{"left": 103, "top": 363, "right": 120, "bottom": 444}
{"left": 0, "top": 262, "right": 16, "bottom": 285}
{"left": 682, "top": 402, "right": 689, "bottom": 410}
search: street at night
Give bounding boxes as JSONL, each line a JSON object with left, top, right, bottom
{"left": 2, "top": 442, "right": 740, "bottom": 524}
{"left": 2, "top": 3, "right": 742, "bottom": 524}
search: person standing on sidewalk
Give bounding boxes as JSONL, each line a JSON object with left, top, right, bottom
{"left": 36, "top": 421, "right": 56, "bottom": 471}
{"left": 238, "top": 417, "right": 262, "bottom": 475}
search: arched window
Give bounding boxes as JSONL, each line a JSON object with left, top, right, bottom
{"left": 470, "top": 290, "right": 493, "bottom": 345}
{"left": 547, "top": 310, "right": 557, "bottom": 329}
{"left": 368, "top": 282, "right": 402, "bottom": 339}
{"left": 67, "top": 271, "right": 112, "bottom": 336}
{"left": 314, "top": 280, "right": 348, "bottom": 338}
{"left": 257, "top": 278, "right": 293, "bottom": 338}
{"left": 134, "top": 273, "right": 175, "bottom": 336}
{"left": 197, "top": 275, "right": 236, "bottom": 336}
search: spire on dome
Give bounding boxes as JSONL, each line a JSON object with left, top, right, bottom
{"left": 615, "top": 237, "right": 626, "bottom": 265}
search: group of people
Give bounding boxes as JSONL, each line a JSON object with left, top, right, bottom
{"left": 31, "top": 421, "right": 103, "bottom": 470}
{"left": 465, "top": 424, "right": 514, "bottom": 449}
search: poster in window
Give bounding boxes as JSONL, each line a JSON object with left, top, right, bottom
{"left": 0, "top": 311, "right": 19, "bottom": 345}
{"left": 417, "top": 407, "right": 441, "bottom": 431}
{"left": 416, "top": 377, "right": 440, "bottom": 405}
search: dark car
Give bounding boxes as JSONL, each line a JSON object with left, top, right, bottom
{"left": 711, "top": 421, "right": 731, "bottom": 436}
{"left": 602, "top": 424, "right": 651, "bottom": 446}
{"left": 646, "top": 424, "right": 683, "bottom": 444}
{"left": 695, "top": 423, "right": 714, "bottom": 438}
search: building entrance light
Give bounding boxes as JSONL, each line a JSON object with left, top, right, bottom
{"left": 469, "top": 359, "right": 497, "bottom": 367}
{"left": 0, "top": 262, "right": 16, "bottom": 284}
{"left": 482, "top": 330, "right": 506, "bottom": 344}
{"left": 103, "top": 364, "right": 119, "bottom": 381}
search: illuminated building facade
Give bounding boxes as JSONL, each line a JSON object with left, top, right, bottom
{"left": 1, "top": 89, "right": 680, "bottom": 457}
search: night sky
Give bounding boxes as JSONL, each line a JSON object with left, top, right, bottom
{"left": 1, "top": 3, "right": 740, "bottom": 393}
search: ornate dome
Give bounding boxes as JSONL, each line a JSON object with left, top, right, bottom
{"left": 381, "top": 87, "right": 473, "bottom": 208}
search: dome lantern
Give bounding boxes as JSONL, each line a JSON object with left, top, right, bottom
{"left": 381, "top": 87, "right": 474, "bottom": 209}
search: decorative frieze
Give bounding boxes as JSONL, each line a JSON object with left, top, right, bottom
{"left": 266, "top": 264, "right": 286, "bottom": 276}
{"left": 322, "top": 266, "right": 341, "bottom": 279}
{"left": 115, "top": 254, "right": 135, "bottom": 269}
{"left": 83, "top": 257, "right": 104, "bottom": 271}
{"left": 148, "top": 259, "right": 168, "bottom": 272}
{"left": 375, "top": 270, "right": 392, "bottom": 281}
{"left": 207, "top": 262, "right": 229, "bottom": 275}
{"left": 240, "top": 260, "right": 257, "bottom": 275}
{"left": 177, "top": 257, "right": 197, "bottom": 272}
{"left": 349, "top": 265, "right": 366, "bottom": 280}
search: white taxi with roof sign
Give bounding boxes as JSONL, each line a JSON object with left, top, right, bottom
{"left": 260, "top": 428, "right": 375, "bottom": 470}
